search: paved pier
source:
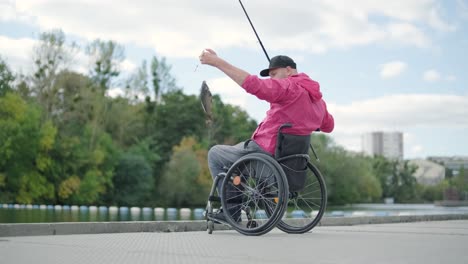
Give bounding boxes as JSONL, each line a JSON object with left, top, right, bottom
{"left": 1, "top": 220, "right": 467, "bottom": 264}
{"left": 2, "top": 213, "right": 468, "bottom": 237}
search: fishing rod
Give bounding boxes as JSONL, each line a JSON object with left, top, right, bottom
{"left": 238, "top": 0, "right": 270, "bottom": 62}
{"left": 239, "top": 1, "right": 321, "bottom": 161}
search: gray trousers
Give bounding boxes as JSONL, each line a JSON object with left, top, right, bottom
{"left": 207, "top": 140, "right": 270, "bottom": 197}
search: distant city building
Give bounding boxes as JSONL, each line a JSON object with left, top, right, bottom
{"left": 362, "top": 131, "right": 403, "bottom": 160}
{"left": 427, "top": 156, "right": 468, "bottom": 176}
{"left": 409, "top": 159, "right": 445, "bottom": 186}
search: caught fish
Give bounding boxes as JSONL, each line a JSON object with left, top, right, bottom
{"left": 200, "top": 80, "right": 213, "bottom": 124}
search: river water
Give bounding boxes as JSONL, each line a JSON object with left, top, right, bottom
{"left": 1, "top": 203, "right": 468, "bottom": 223}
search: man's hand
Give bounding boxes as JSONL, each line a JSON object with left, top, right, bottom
{"left": 199, "top": 48, "right": 221, "bottom": 67}
{"left": 198, "top": 48, "right": 250, "bottom": 86}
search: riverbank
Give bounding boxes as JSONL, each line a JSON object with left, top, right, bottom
{"left": 1, "top": 213, "right": 468, "bottom": 237}
{"left": 434, "top": 200, "right": 468, "bottom": 206}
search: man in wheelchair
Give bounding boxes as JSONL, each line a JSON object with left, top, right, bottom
{"left": 199, "top": 49, "right": 334, "bottom": 228}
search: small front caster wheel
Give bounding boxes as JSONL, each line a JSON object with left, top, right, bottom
{"left": 207, "top": 220, "right": 214, "bottom": 234}
{"left": 247, "top": 220, "right": 257, "bottom": 229}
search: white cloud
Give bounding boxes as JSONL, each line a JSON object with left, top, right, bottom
{"left": 0, "top": 0, "right": 17, "bottom": 21}
{"left": 446, "top": 75, "right": 457, "bottom": 81}
{"left": 423, "top": 69, "right": 441, "bottom": 82}
{"left": 422, "top": 69, "right": 457, "bottom": 82}
{"left": 379, "top": 61, "right": 407, "bottom": 79}
{"left": 328, "top": 94, "right": 468, "bottom": 153}
{"left": 330, "top": 94, "right": 468, "bottom": 131}
{"left": 386, "top": 23, "right": 430, "bottom": 47}
{"left": 0, "top": 34, "right": 137, "bottom": 78}
{"left": 120, "top": 59, "right": 137, "bottom": 73}
{"left": 0, "top": 0, "right": 33, "bottom": 23}
{"left": 3, "top": 0, "right": 454, "bottom": 58}
{"left": 0, "top": 35, "right": 36, "bottom": 72}
{"left": 0, "top": 34, "right": 86, "bottom": 74}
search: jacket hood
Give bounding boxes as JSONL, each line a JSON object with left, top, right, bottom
{"left": 293, "top": 73, "right": 322, "bottom": 101}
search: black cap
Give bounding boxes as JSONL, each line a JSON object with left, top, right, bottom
{"left": 260, "top": 55, "right": 297, "bottom": 77}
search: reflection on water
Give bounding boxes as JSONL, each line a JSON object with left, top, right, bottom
{"left": 0, "top": 204, "right": 207, "bottom": 223}
{"left": 325, "top": 203, "right": 468, "bottom": 217}
{"left": 1, "top": 203, "right": 468, "bottom": 223}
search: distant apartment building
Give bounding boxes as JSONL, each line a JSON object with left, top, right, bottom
{"left": 362, "top": 131, "right": 404, "bottom": 160}
{"left": 427, "top": 156, "right": 468, "bottom": 176}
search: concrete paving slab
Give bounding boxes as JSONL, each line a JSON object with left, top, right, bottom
{"left": 0, "top": 220, "right": 467, "bottom": 264}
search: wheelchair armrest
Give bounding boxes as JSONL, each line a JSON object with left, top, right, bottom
{"left": 277, "top": 123, "right": 293, "bottom": 135}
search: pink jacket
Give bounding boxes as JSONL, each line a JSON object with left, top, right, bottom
{"left": 241, "top": 73, "right": 334, "bottom": 154}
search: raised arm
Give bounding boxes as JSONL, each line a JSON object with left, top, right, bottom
{"left": 199, "top": 49, "right": 250, "bottom": 86}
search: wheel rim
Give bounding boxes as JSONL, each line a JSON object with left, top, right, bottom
{"left": 221, "top": 153, "right": 288, "bottom": 235}
{"left": 277, "top": 162, "right": 327, "bottom": 233}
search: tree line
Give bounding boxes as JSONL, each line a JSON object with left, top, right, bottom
{"left": 1, "top": 29, "right": 463, "bottom": 207}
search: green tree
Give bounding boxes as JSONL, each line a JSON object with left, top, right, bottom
{"left": 49, "top": 71, "right": 93, "bottom": 129}
{"left": 150, "top": 56, "right": 178, "bottom": 102}
{"left": 419, "top": 182, "right": 445, "bottom": 202}
{"left": 140, "top": 56, "right": 179, "bottom": 136}
{"left": 71, "top": 126, "right": 119, "bottom": 205}
{"left": 372, "top": 156, "right": 394, "bottom": 198}
{"left": 391, "top": 160, "right": 418, "bottom": 202}
{"left": 111, "top": 153, "right": 154, "bottom": 206}
{"left": 52, "top": 124, "right": 119, "bottom": 205}
{"left": 210, "top": 95, "right": 257, "bottom": 146}
{"left": 372, "top": 156, "right": 418, "bottom": 203}
{"left": 86, "top": 39, "right": 124, "bottom": 92}
{"left": 157, "top": 137, "right": 206, "bottom": 207}
{"left": 125, "top": 60, "right": 149, "bottom": 102}
{"left": 311, "top": 134, "right": 383, "bottom": 205}
{"left": 153, "top": 90, "right": 206, "bottom": 165}
{"left": 127, "top": 137, "right": 161, "bottom": 166}
{"left": 17, "top": 172, "right": 54, "bottom": 204}
{"left": 0, "top": 56, "right": 15, "bottom": 97}
{"left": 58, "top": 175, "right": 80, "bottom": 201}
{"left": 0, "top": 93, "right": 56, "bottom": 203}
{"left": 85, "top": 40, "right": 125, "bottom": 153}
{"left": 30, "top": 29, "right": 76, "bottom": 120}
{"left": 102, "top": 96, "right": 146, "bottom": 147}
{"left": 53, "top": 136, "right": 86, "bottom": 204}
{"left": 450, "top": 166, "right": 468, "bottom": 200}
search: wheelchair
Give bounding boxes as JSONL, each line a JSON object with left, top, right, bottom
{"left": 205, "top": 124, "right": 327, "bottom": 236}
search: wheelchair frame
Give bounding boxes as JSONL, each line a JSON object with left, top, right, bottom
{"left": 205, "top": 124, "right": 327, "bottom": 236}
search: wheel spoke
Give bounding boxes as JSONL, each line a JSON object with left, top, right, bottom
{"left": 277, "top": 162, "right": 326, "bottom": 234}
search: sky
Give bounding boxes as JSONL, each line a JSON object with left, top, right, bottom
{"left": 1, "top": 0, "right": 467, "bottom": 159}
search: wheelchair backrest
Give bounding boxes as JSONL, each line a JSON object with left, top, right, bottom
{"left": 273, "top": 124, "right": 312, "bottom": 192}
{"left": 274, "top": 132, "right": 311, "bottom": 160}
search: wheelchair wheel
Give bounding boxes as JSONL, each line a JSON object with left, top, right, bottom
{"left": 276, "top": 162, "right": 327, "bottom": 234}
{"left": 220, "top": 153, "right": 289, "bottom": 236}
